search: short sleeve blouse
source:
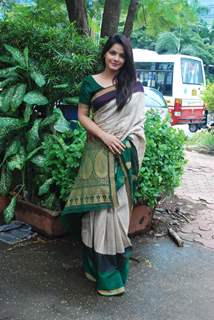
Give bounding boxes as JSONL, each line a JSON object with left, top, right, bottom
{"left": 79, "top": 75, "right": 102, "bottom": 106}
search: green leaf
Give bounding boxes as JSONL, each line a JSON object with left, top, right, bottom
{"left": 2, "top": 85, "right": 16, "bottom": 112}
{"left": 0, "top": 166, "right": 12, "bottom": 195}
{"left": 4, "top": 44, "right": 26, "bottom": 68}
{"left": 0, "top": 55, "right": 14, "bottom": 64}
{"left": 0, "top": 117, "right": 24, "bottom": 140}
{"left": 38, "top": 178, "right": 54, "bottom": 196}
{"left": 0, "top": 140, "right": 21, "bottom": 167}
{"left": 26, "top": 119, "right": 42, "bottom": 152}
{"left": 40, "top": 113, "right": 59, "bottom": 128}
{"left": 0, "top": 77, "right": 17, "bottom": 90}
{"left": 53, "top": 83, "right": 69, "bottom": 89}
{"left": 30, "top": 70, "right": 46, "bottom": 87}
{"left": 40, "top": 193, "right": 57, "bottom": 210}
{"left": 23, "top": 47, "right": 29, "bottom": 68}
{"left": 25, "top": 146, "right": 43, "bottom": 162}
{"left": 11, "top": 83, "right": 27, "bottom": 112}
{"left": 7, "top": 146, "right": 26, "bottom": 171}
{"left": 23, "top": 104, "right": 33, "bottom": 123}
{"left": 30, "top": 154, "right": 46, "bottom": 167}
{"left": 53, "top": 108, "right": 71, "bottom": 133}
{"left": 3, "top": 196, "right": 17, "bottom": 224}
{"left": 23, "top": 91, "right": 48, "bottom": 105}
{"left": 0, "top": 67, "right": 18, "bottom": 79}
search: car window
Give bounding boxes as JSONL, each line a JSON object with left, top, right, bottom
{"left": 144, "top": 87, "right": 167, "bottom": 108}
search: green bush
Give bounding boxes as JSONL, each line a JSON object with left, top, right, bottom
{"left": 0, "top": 5, "right": 100, "bottom": 102}
{"left": 36, "top": 125, "right": 86, "bottom": 209}
{"left": 202, "top": 83, "right": 214, "bottom": 112}
{"left": 135, "top": 111, "right": 186, "bottom": 208}
{"left": 38, "top": 111, "right": 186, "bottom": 210}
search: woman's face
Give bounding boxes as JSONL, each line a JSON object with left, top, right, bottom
{"left": 104, "top": 43, "right": 125, "bottom": 72}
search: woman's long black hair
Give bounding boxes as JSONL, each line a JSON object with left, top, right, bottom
{"left": 101, "top": 33, "right": 136, "bottom": 111}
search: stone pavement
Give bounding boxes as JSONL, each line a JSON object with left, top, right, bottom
{"left": 176, "top": 150, "right": 214, "bottom": 249}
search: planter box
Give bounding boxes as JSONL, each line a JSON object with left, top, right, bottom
{"left": 129, "top": 204, "right": 154, "bottom": 236}
{"left": 15, "top": 199, "right": 66, "bottom": 238}
{"left": 0, "top": 196, "right": 10, "bottom": 225}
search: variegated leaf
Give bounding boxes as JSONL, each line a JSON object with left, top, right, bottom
{"left": 30, "top": 70, "right": 46, "bottom": 87}
{"left": 23, "top": 104, "right": 33, "bottom": 123}
{"left": 0, "top": 117, "right": 24, "bottom": 139}
{"left": 40, "top": 193, "right": 57, "bottom": 210}
{"left": 2, "top": 85, "right": 16, "bottom": 112}
{"left": 11, "top": 83, "right": 27, "bottom": 111}
{"left": 0, "top": 166, "right": 12, "bottom": 195}
{"left": 4, "top": 44, "right": 26, "bottom": 68}
{"left": 38, "top": 178, "right": 54, "bottom": 196}
{"left": 30, "top": 154, "right": 46, "bottom": 168}
{"left": 3, "top": 196, "right": 17, "bottom": 224}
{"left": 26, "top": 119, "right": 42, "bottom": 152}
{"left": 0, "top": 140, "right": 21, "bottom": 167}
{"left": 23, "top": 91, "right": 48, "bottom": 105}
{"left": 40, "top": 113, "right": 59, "bottom": 128}
{"left": 0, "top": 77, "right": 17, "bottom": 90}
{"left": 0, "top": 55, "right": 14, "bottom": 64}
{"left": 23, "top": 47, "right": 29, "bottom": 68}
{"left": 53, "top": 108, "right": 70, "bottom": 133}
{"left": 7, "top": 145, "right": 26, "bottom": 171}
{"left": 0, "top": 67, "right": 18, "bottom": 78}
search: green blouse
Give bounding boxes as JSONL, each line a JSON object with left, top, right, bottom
{"left": 79, "top": 75, "right": 103, "bottom": 106}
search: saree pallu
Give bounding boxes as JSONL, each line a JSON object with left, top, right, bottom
{"left": 61, "top": 83, "right": 146, "bottom": 296}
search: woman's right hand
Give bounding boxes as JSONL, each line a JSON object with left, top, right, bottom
{"left": 101, "top": 132, "right": 126, "bottom": 155}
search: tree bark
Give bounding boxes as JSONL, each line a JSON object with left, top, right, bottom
{"left": 123, "top": 0, "right": 139, "bottom": 37}
{"left": 101, "top": 0, "right": 121, "bottom": 38}
{"left": 65, "top": 0, "right": 89, "bottom": 35}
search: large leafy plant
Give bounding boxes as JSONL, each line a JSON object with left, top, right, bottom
{"left": 28, "top": 125, "right": 87, "bottom": 211}
{"left": 135, "top": 111, "right": 186, "bottom": 208}
{"left": 0, "top": 44, "right": 62, "bottom": 223}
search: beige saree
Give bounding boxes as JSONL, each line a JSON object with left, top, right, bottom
{"left": 61, "top": 82, "right": 146, "bottom": 296}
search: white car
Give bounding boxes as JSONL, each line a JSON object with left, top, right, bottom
{"left": 144, "top": 86, "right": 169, "bottom": 120}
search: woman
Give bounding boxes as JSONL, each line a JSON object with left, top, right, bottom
{"left": 61, "top": 33, "right": 146, "bottom": 296}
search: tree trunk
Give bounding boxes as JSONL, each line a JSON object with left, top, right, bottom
{"left": 101, "top": 0, "right": 121, "bottom": 38}
{"left": 65, "top": 0, "right": 89, "bottom": 35}
{"left": 123, "top": 0, "right": 139, "bottom": 37}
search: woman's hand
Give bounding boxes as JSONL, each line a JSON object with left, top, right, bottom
{"left": 101, "top": 132, "right": 126, "bottom": 155}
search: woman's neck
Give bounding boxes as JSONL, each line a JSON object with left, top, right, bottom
{"left": 101, "top": 68, "right": 118, "bottom": 80}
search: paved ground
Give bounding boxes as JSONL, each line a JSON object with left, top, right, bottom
{"left": 176, "top": 150, "right": 214, "bottom": 249}
{"left": 0, "top": 149, "right": 214, "bottom": 320}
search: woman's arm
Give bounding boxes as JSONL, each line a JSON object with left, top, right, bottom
{"left": 78, "top": 104, "right": 125, "bottom": 154}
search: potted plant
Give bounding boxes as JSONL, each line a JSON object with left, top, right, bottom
{"left": 129, "top": 111, "right": 186, "bottom": 235}
{"left": 0, "top": 44, "right": 64, "bottom": 228}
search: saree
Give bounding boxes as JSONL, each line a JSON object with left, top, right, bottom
{"left": 61, "top": 82, "right": 146, "bottom": 296}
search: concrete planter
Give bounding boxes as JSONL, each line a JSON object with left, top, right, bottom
{"left": 15, "top": 199, "right": 66, "bottom": 238}
{"left": 0, "top": 195, "right": 10, "bottom": 224}
{"left": 129, "top": 204, "right": 154, "bottom": 236}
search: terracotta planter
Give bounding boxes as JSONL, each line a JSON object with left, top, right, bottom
{"left": 129, "top": 204, "right": 154, "bottom": 236}
{"left": 15, "top": 199, "right": 66, "bottom": 238}
{"left": 0, "top": 195, "right": 10, "bottom": 224}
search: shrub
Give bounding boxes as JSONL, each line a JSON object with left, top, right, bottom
{"left": 0, "top": 5, "right": 100, "bottom": 102}
{"left": 202, "top": 83, "right": 214, "bottom": 112}
{"left": 35, "top": 125, "right": 86, "bottom": 210}
{"left": 135, "top": 111, "right": 186, "bottom": 208}
{"left": 39, "top": 111, "right": 186, "bottom": 210}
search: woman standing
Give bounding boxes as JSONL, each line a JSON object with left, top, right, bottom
{"left": 61, "top": 33, "right": 146, "bottom": 296}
